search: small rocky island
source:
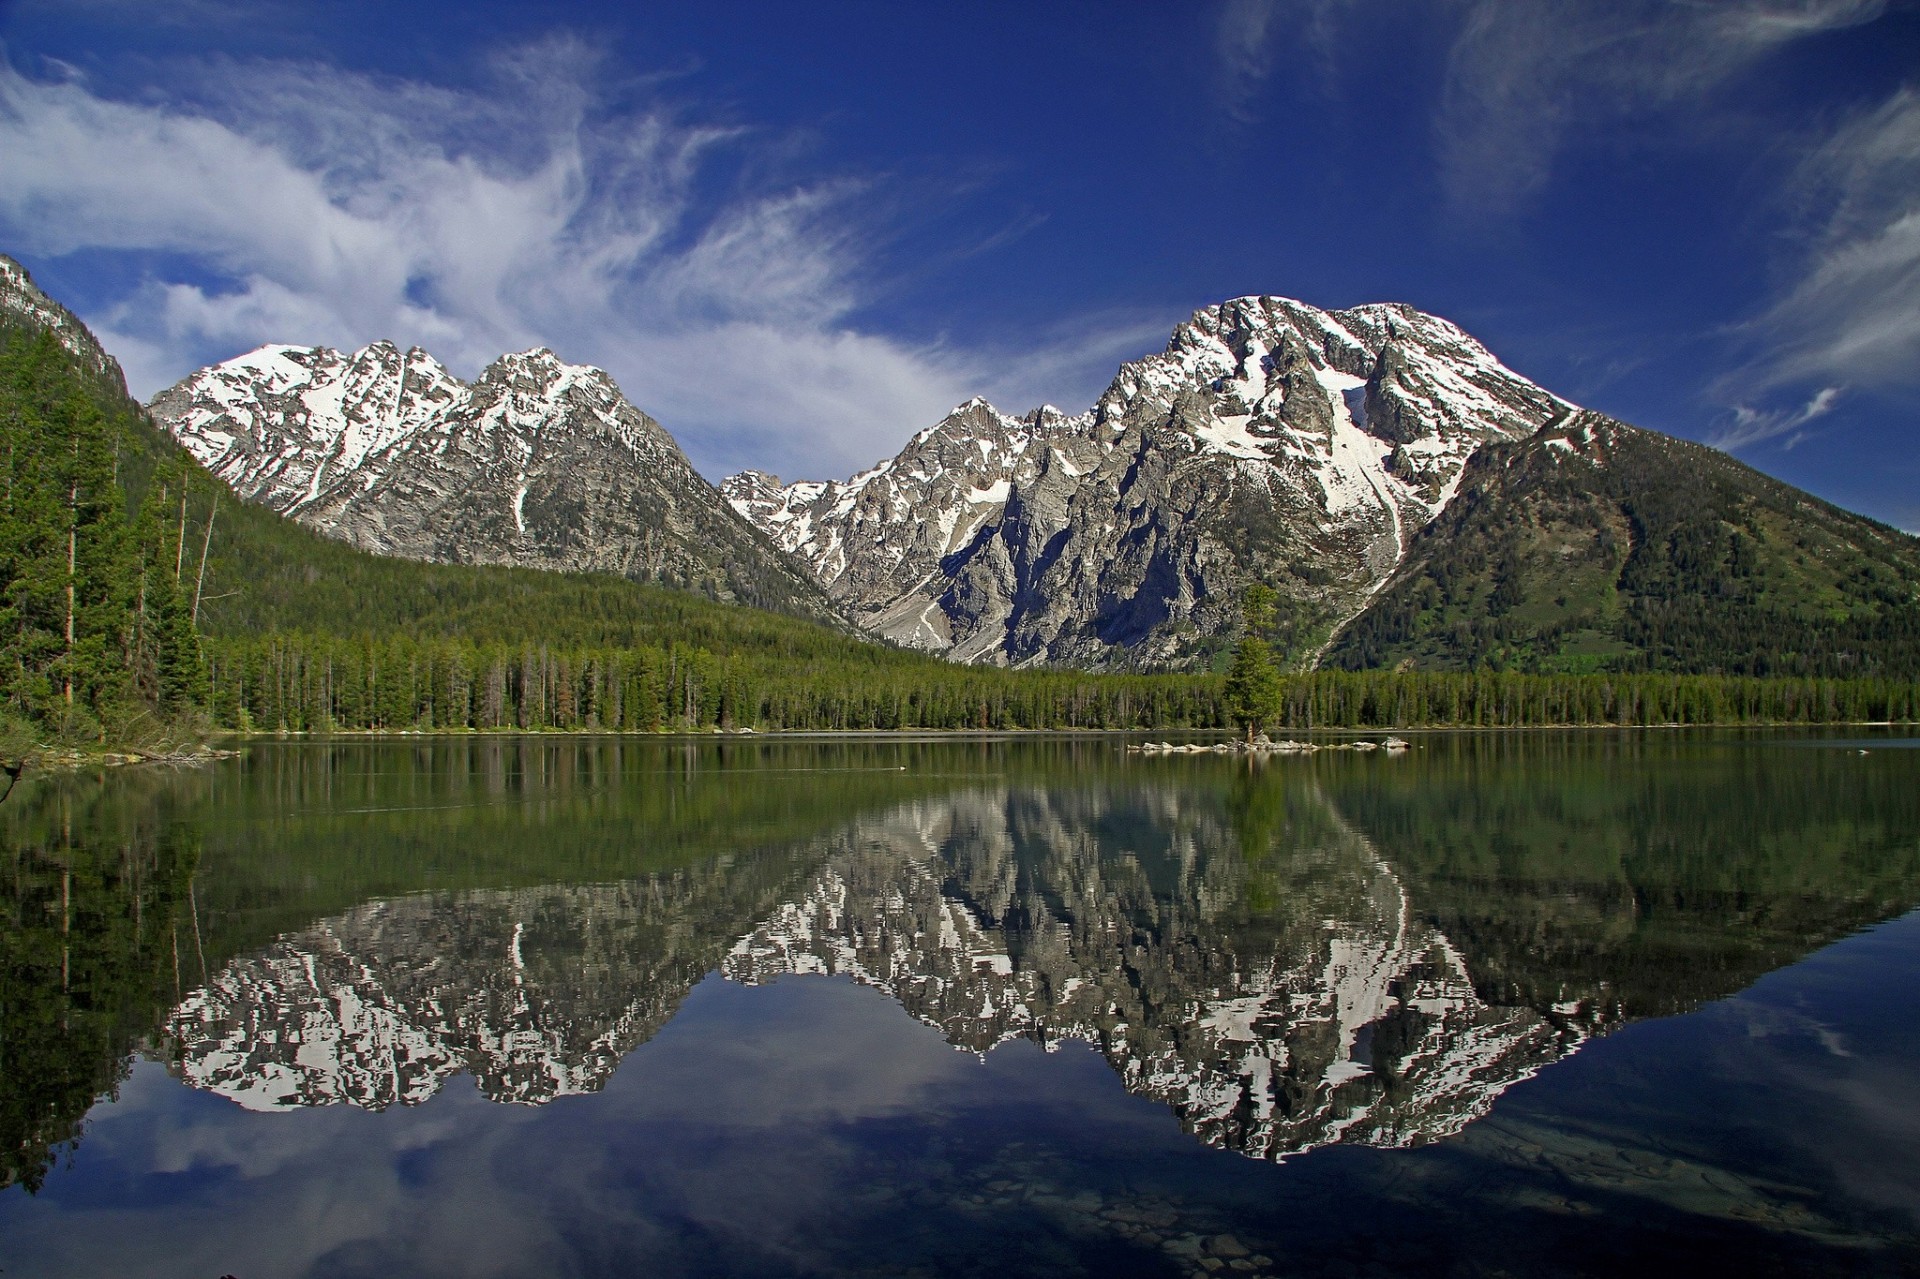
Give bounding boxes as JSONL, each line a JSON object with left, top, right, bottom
{"left": 1128, "top": 736, "right": 1410, "bottom": 756}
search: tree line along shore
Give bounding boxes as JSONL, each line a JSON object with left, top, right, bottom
{"left": 203, "top": 632, "right": 1920, "bottom": 734}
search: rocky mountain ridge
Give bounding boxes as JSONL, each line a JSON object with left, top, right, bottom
{"left": 147, "top": 339, "right": 840, "bottom": 624}
{"left": 166, "top": 851, "right": 823, "bottom": 1109}
{"left": 723, "top": 787, "right": 1589, "bottom": 1161}
{"left": 64, "top": 252, "right": 1920, "bottom": 674}
{"left": 720, "top": 398, "right": 1095, "bottom": 647}
{"left": 727, "top": 296, "right": 1571, "bottom": 668}
{"left": 0, "top": 254, "right": 127, "bottom": 389}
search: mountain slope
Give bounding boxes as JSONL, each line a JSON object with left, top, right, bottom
{"left": 724, "top": 785, "right": 1584, "bottom": 1163}
{"left": 149, "top": 340, "right": 840, "bottom": 625}
{"left": 730, "top": 295, "right": 1920, "bottom": 677}
{"left": 1327, "top": 411, "right": 1920, "bottom": 676}
{"left": 163, "top": 782, "right": 1585, "bottom": 1159}
{"left": 730, "top": 296, "right": 1568, "bottom": 669}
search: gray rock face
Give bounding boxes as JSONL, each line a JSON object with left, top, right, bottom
{"left": 148, "top": 341, "right": 840, "bottom": 623}
{"left": 728, "top": 297, "right": 1570, "bottom": 668}
{"left": 166, "top": 855, "right": 820, "bottom": 1109}
{"left": 720, "top": 398, "right": 1099, "bottom": 647}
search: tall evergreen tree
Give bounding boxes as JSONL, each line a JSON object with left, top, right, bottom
{"left": 1224, "top": 584, "right": 1282, "bottom": 742}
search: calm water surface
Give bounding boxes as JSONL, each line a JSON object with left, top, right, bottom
{"left": 2, "top": 732, "right": 1918, "bottom": 1277}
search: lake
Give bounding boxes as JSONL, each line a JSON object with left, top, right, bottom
{"left": 2, "top": 732, "right": 1918, "bottom": 1277}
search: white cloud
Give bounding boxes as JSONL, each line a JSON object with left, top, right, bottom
{"left": 1435, "top": 0, "right": 1887, "bottom": 214}
{"left": 1709, "top": 85, "right": 1920, "bottom": 448}
{"left": 0, "top": 46, "right": 1160, "bottom": 484}
{"left": 1708, "top": 384, "right": 1843, "bottom": 450}
{"left": 1214, "top": 0, "right": 1282, "bottom": 123}
{"left": 1737, "top": 89, "right": 1920, "bottom": 394}
{"left": 1410, "top": 1, "right": 1915, "bottom": 450}
{"left": 1210, "top": 0, "right": 1355, "bottom": 123}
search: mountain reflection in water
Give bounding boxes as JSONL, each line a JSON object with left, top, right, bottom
{"left": 156, "top": 734, "right": 1916, "bottom": 1169}
{"left": 170, "top": 785, "right": 1585, "bottom": 1161}
{"left": 5, "top": 734, "right": 1919, "bottom": 1278}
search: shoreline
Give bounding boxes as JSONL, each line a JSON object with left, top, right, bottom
{"left": 0, "top": 744, "right": 240, "bottom": 803}
{"left": 204, "top": 720, "right": 1914, "bottom": 741}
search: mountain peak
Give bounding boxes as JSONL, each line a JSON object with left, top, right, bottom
{"left": 148, "top": 336, "right": 841, "bottom": 624}
{"left": 728, "top": 292, "right": 1572, "bottom": 665}
{"left": 486, "top": 345, "right": 593, "bottom": 381}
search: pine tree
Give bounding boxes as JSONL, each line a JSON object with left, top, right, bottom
{"left": 1224, "top": 584, "right": 1281, "bottom": 742}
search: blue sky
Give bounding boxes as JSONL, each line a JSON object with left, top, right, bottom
{"left": 1, "top": 1, "right": 1915, "bottom": 530}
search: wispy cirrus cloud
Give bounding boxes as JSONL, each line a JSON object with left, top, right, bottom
{"left": 0, "top": 43, "right": 1154, "bottom": 483}
{"left": 1210, "top": 0, "right": 1355, "bottom": 124}
{"left": 1412, "top": 0, "right": 1919, "bottom": 456}
{"left": 1708, "top": 384, "right": 1844, "bottom": 449}
{"left": 1436, "top": 0, "right": 1887, "bottom": 214}
{"left": 1740, "top": 90, "right": 1920, "bottom": 391}
{"left": 1213, "top": 0, "right": 1283, "bottom": 124}
{"left": 1711, "top": 85, "right": 1920, "bottom": 450}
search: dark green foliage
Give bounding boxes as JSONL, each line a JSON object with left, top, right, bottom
{"left": 1266, "top": 667, "right": 1918, "bottom": 729}
{"left": 178, "top": 737, "right": 1134, "bottom": 963}
{"left": 0, "top": 324, "right": 207, "bottom": 753}
{"left": 199, "top": 631, "right": 1226, "bottom": 732}
{"left": 1328, "top": 413, "right": 1920, "bottom": 677}
{"left": 1326, "top": 733, "right": 1920, "bottom": 1019}
{"left": 193, "top": 631, "right": 1918, "bottom": 731}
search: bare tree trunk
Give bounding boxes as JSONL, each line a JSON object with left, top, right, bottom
{"left": 190, "top": 877, "right": 207, "bottom": 982}
{"left": 64, "top": 481, "right": 77, "bottom": 707}
{"left": 134, "top": 573, "right": 147, "bottom": 691}
{"left": 192, "top": 495, "right": 217, "bottom": 626}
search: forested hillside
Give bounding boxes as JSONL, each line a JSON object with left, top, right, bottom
{"left": 0, "top": 324, "right": 207, "bottom": 756}
{"left": 1328, "top": 412, "right": 1920, "bottom": 677}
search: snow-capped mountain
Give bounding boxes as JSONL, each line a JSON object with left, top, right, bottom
{"left": 22, "top": 249, "right": 1913, "bottom": 673}
{"left": 147, "top": 341, "right": 839, "bottom": 623}
{"left": 727, "top": 297, "right": 1570, "bottom": 667}
{"left": 720, "top": 399, "right": 1098, "bottom": 645}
